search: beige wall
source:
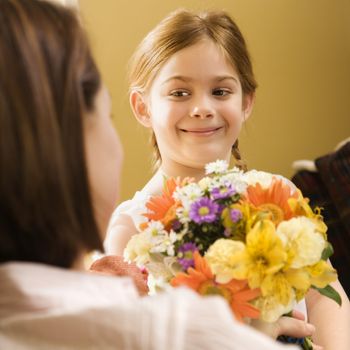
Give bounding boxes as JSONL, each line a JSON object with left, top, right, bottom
{"left": 80, "top": 0, "right": 350, "bottom": 202}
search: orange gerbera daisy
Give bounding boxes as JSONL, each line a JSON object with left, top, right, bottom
{"left": 245, "top": 178, "right": 298, "bottom": 226}
{"left": 171, "top": 251, "right": 260, "bottom": 322}
{"left": 142, "top": 177, "right": 191, "bottom": 230}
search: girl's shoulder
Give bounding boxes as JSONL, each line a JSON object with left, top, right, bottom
{"left": 112, "top": 171, "right": 163, "bottom": 221}
{"left": 109, "top": 190, "right": 150, "bottom": 230}
{"left": 275, "top": 173, "right": 297, "bottom": 191}
{"left": 105, "top": 171, "right": 165, "bottom": 254}
{"left": 243, "top": 169, "right": 297, "bottom": 192}
{"left": 104, "top": 190, "right": 152, "bottom": 254}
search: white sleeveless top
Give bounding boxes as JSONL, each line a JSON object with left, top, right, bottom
{"left": 107, "top": 190, "right": 149, "bottom": 232}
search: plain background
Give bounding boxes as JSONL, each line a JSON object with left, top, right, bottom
{"left": 79, "top": 0, "right": 350, "bottom": 202}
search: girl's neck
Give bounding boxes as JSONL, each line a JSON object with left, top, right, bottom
{"left": 140, "top": 161, "right": 206, "bottom": 197}
{"left": 158, "top": 153, "right": 233, "bottom": 181}
{"left": 142, "top": 157, "right": 234, "bottom": 197}
{"left": 159, "top": 160, "right": 206, "bottom": 182}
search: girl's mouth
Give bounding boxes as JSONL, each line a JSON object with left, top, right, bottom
{"left": 180, "top": 126, "right": 223, "bottom": 136}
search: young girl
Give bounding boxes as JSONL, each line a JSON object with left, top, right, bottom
{"left": 104, "top": 9, "right": 350, "bottom": 349}
{"left": 2, "top": 2, "right": 295, "bottom": 349}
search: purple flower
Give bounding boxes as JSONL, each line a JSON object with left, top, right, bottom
{"left": 172, "top": 219, "right": 182, "bottom": 231}
{"left": 211, "top": 185, "right": 236, "bottom": 200}
{"left": 189, "top": 198, "right": 219, "bottom": 224}
{"left": 178, "top": 242, "right": 197, "bottom": 253}
{"left": 217, "top": 203, "right": 225, "bottom": 215}
{"left": 177, "top": 243, "right": 198, "bottom": 270}
{"left": 230, "top": 208, "right": 242, "bottom": 222}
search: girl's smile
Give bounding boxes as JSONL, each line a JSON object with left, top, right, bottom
{"left": 179, "top": 126, "right": 224, "bottom": 136}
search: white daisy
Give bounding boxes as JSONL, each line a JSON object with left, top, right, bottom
{"left": 205, "top": 159, "right": 229, "bottom": 175}
{"left": 150, "top": 229, "right": 178, "bottom": 256}
{"left": 176, "top": 207, "right": 191, "bottom": 224}
{"left": 173, "top": 183, "right": 203, "bottom": 206}
{"left": 143, "top": 220, "right": 165, "bottom": 237}
{"left": 221, "top": 173, "right": 247, "bottom": 193}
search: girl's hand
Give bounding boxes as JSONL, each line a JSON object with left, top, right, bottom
{"left": 90, "top": 255, "right": 149, "bottom": 296}
{"left": 250, "top": 310, "right": 315, "bottom": 339}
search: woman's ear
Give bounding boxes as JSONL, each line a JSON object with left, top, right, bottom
{"left": 242, "top": 93, "right": 255, "bottom": 121}
{"left": 130, "top": 90, "right": 152, "bottom": 128}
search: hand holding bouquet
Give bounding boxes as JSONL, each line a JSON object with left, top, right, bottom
{"left": 125, "top": 161, "right": 341, "bottom": 329}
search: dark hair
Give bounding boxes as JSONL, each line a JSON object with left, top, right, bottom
{"left": 0, "top": 0, "right": 103, "bottom": 267}
{"left": 129, "top": 9, "right": 256, "bottom": 170}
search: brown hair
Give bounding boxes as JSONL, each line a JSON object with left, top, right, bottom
{"left": 128, "top": 9, "right": 257, "bottom": 170}
{"left": 0, "top": 0, "right": 103, "bottom": 267}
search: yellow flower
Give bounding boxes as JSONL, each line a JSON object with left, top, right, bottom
{"left": 205, "top": 239, "right": 246, "bottom": 283}
{"left": 260, "top": 272, "right": 294, "bottom": 306}
{"left": 288, "top": 190, "right": 314, "bottom": 216}
{"left": 288, "top": 193, "right": 328, "bottom": 239}
{"left": 254, "top": 294, "right": 294, "bottom": 322}
{"left": 233, "top": 220, "right": 287, "bottom": 289}
{"left": 124, "top": 232, "right": 152, "bottom": 266}
{"left": 260, "top": 265, "right": 314, "bottom": 306}
{"left": 284, "top": 268, "right": 310, "bottom": 300}
{"left": 276, "top": 217, "right": 326, "bottom": 268}
{"left": 307, "top": 260, "right": 337, "bottom": 288}
{"left": 221, "top": 202, "right": 259, "bottom": 241}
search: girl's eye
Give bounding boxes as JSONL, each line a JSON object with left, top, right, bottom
{"left": 212, "top": 88, "right": 230, "bottom": 96}
{"left": 170, "top": 90, "right": 190, "bottom": 97}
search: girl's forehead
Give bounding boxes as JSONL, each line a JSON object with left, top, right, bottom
{"left": 153, "top": 39, "right": 239, "bottom": 84}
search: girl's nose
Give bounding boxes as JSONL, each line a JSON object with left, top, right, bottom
{"left": 189, "top": 95, "right": 214, "bottom": 119}
{"left": 189, "top": 105, "right": 214, "bottom": 119}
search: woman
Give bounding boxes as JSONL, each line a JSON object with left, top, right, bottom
{"left": 0, "top": 1, "right": 300, "bottom": 349}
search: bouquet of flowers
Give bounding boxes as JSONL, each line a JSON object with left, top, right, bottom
{"left": 124, "top": 160, "right": 341, "bottom": 334}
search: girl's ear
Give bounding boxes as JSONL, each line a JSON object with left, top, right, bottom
{"left": 130, "top": 90, "right": 152, "bottom": 128}
{"left": 242, "top": 93, "right": 255, "bottom": 121}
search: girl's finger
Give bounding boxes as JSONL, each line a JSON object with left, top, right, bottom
{"left": 291, "top": 309, "right": 306, "bottom": 321}
{"left": 311, "top": 342, "right": 323, "bottom": 350}
{"left": 276, "top": 317, "right": 315, "bottom": 338}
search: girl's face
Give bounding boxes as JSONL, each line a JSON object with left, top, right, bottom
{"left": 132, "top": 38, "right": 253, "bottom": 177}
{"left": 84, "top": 85, "right": 123, "bottom": 237}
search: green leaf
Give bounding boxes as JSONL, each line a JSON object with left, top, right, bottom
{"left": 303, "top": 336, "right": 314, "bottom": 350}
{"left": 321, "top": 242, "right": 334, "bottom": 260}
{"left": 313, "top": 284, "right": 342, "bottom": 306}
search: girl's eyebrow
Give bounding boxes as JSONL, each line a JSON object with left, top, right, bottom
{"left": 161, "top": 75, "right": 193, "bottom": 85}
{"left": 161, "top": 75, "right": 239, "bottom": 85}
{"left": 216, "top": 75, "right": 239, "bottom": 84}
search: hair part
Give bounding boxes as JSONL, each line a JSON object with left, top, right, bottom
{"left": 0, "top": 0, "right": 103, "bottom": 267}
{"left": 129, "top": 9, "right": 257, "bottom": 170}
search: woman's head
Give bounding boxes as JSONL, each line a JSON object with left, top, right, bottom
{"left": 0, "top": 0, "right": 122, "bottom": 268}
{"left": 129, "top": 9, "right": 256, "bottom": 172}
